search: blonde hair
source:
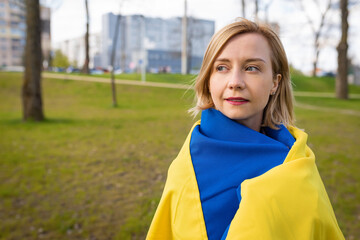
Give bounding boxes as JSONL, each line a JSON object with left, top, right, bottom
{"left": 189, "top": 19, "right": 294, "bottom": 129}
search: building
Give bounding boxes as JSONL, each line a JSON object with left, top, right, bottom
{"left": 0, "top": 0, "right": 25, "bottom": 67}
{"left": 349, "top": 65, "right": 360, "bottom": 86}
{"left": 100, "top": 13, "right": 215, "bottom": 73}
{"left": 40, "top": 5, "right": 51, "bottom": 69}
{"left": 56, "top": 33, "right": 101, "bottom": 70}
{"left": 0, "top": 0, "right": 51, "bottom": 68}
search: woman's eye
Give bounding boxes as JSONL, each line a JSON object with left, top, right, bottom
{"left": 216, "top": 66, "right": 227, "bottom": 72}
{"left": 246, "top": 66, "right": 260, "bottom": 72}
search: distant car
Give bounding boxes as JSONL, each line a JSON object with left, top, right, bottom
{"left": 323, "top": 72, "right": 335, "bottom": 77}
{"left": 66, "top": 67, "right": 80, "bottom": 73}
{"left": 53, "top": 67, "right": 65, "bottom": 72}
{"left": 90, "top": 69, "right": 104, "bottom": 75}
{"left": 114, "top": 69, "right": 123, "bottom": 74}
{"left": 318, "top": 71, "right": 336, "bottom": 77}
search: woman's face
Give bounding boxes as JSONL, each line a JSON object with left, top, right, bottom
{"left": 209, "top": 33, "right": 280, "bottom": 132}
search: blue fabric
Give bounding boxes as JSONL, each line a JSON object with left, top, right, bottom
{"left": 190, "top": 109, "right": 295, "bottom": 240}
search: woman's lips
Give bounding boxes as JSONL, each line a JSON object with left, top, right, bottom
{"left": 225, "top": 97, "right": 249, "bottom": 105}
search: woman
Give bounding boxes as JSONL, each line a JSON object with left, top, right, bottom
{"left": 146, "top": 19, "right": 344, "bottom": 240}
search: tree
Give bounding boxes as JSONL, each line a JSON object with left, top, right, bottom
{"left": 255, "top": 0, "right": 259, "bottom": 20}
{"left": 110, "top": 13, "right": 121, "bottom": 107}
{"left": 263, "top": 0, "right": 274, "bottom": 23}
{"left": 336, "top": 0, "right": 349, "bottom": 99}
{"left": 52, "top": 49, "right": 70, "bottom": 68}
{"left": 109, "top": 0, "right": 129, "bottom": 107}
{"left": 241, "top": 0, "right": 246, "bottom": 18}
{"left": 181, "top": 0, "right": 188, "bottom": 75}
{"left": 82, "top": 0, "right": 90, "bottom": 74}
{"left": 298, "top": 0, "right": 333, "bottom": 77}
{"left": 22, "top": 0, "right": 44, "bottom": 121}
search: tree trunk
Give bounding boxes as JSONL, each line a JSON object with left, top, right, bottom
{"left": 187, "top": 37, "right": 192, "bottom": 74}
{"left": 242, "top": 0, "right": 246, "bottom": 18}
{"left": 120, "top": 19, "right": 126, "bottom": 72}
{"left": 110, "top": 14, "right": 121, "bottom": 107}
{"left": 255, "top": 0, "right": 259, "bottom": 21}
{"left": 312, "top": 36, "right": 320, "bottom": 77}
{"left": 82, "top": 0, "right": 90, "bottom": 74}
{"left": 336, "top": 0, "right": 349, "bottom": 99}
{"left": 181, "top": 0, "right": 188, "bottom": 75}
{"left": 22, "top": 0, "right": 44, "bottom": 121}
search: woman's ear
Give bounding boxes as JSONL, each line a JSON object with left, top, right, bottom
{"left": 271, "top": 74, "right": 281, "bottom": 93}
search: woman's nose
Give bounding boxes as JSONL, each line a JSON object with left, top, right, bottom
{"left": 228, "top": 71, "right": 245, "bottom": 89}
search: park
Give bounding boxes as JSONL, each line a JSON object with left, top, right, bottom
{"left": 0, "top": 71, "right": 360, "bottom": 239}
{"left": 1, "top": 0, "right": 359, "bottom": 238}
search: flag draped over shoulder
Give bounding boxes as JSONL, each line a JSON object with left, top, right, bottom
{"left": 146, "top": 109, "right": 344, "bottom": 240}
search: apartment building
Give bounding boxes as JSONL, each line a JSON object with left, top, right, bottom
{"left": 56, "top": 33, "right": 101, "bottom": 70}
{"left": 100, "top": 13, "right": 215, "bottom": 73}
{"left": 0, "top": 0, "right": 51, "bottom": 68}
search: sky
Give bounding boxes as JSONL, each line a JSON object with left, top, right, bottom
{"left": 50, "top": 0, "right": 360, "bottom": 74}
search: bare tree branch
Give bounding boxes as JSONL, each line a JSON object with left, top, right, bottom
{"left": 264, "top": 0, "right": 274, "bottom": 23}
{"left": 298, "top": 0, "right": 333, "bottom": 76}
{"left": 298, "top": 0, "right": 316, "bottom": 34}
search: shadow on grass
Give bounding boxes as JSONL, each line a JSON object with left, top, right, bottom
{"left": 0, "top": 118, "right": 83, "bottom": 126}
{"left": 0, "top": 117, "right": 128, "bottom": 132}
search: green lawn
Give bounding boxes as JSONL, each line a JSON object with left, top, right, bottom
{"left": 53, "top": 72, "right": 197, "bottom": 85}
{"left": 0, "top": 72, "right": 359, "bottom": 239}
{"left": 53, "top": 71, "right": 360, "bottom": 94}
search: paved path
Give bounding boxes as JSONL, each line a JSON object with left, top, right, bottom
{"left": 43, "top": 73, "right": 360, "bottom": 117}
{"left": 43, "top": 72, "right": 360, "bottom": 99}
{"left": 43, "top": 73, "right": 191, "bottom": 90}
{"left": 295, "top": 102, "right": 360, "bottom": 117}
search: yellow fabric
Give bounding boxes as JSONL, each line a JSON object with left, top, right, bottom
{"left": 146, "top": 121, "right": 207, "bottom": 240}
{"left": 146, "top": 122, "right": 345, "bottom": 240}
{"left": 226, "top": 126, "right": 345, "bottom": 239}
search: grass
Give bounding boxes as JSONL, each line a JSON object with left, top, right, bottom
{"left": 0, "top": 72, "right": 195, "bottom": 239}
{"left": 1, "top": 71, "right": 360, "bottom": 239}
{"left": 294, "top": 106, "right": 360, "bottom": 238}
{"left": 295, "top": 96, "right": 360, "bottom": 112}
{"left": 50, "top": 71, "right": 360, "bottom": 94}
{"left": 53, "top": 72, "right": 197, "bottom": 85}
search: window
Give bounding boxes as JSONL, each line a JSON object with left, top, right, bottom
{"left": 18, "top": 22, "right": 25, "bottom": 29}
{"left": 10, "top": 28, "right": 25, "bottom": 37}
{"left": 11, "top": 28, "right": 18, "bottom": 35}
{"left": 11, "top": 38, "right": 20, "bottom": 44}
{"left": 9, "top": 3, "right": 20, "bottom": 10}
